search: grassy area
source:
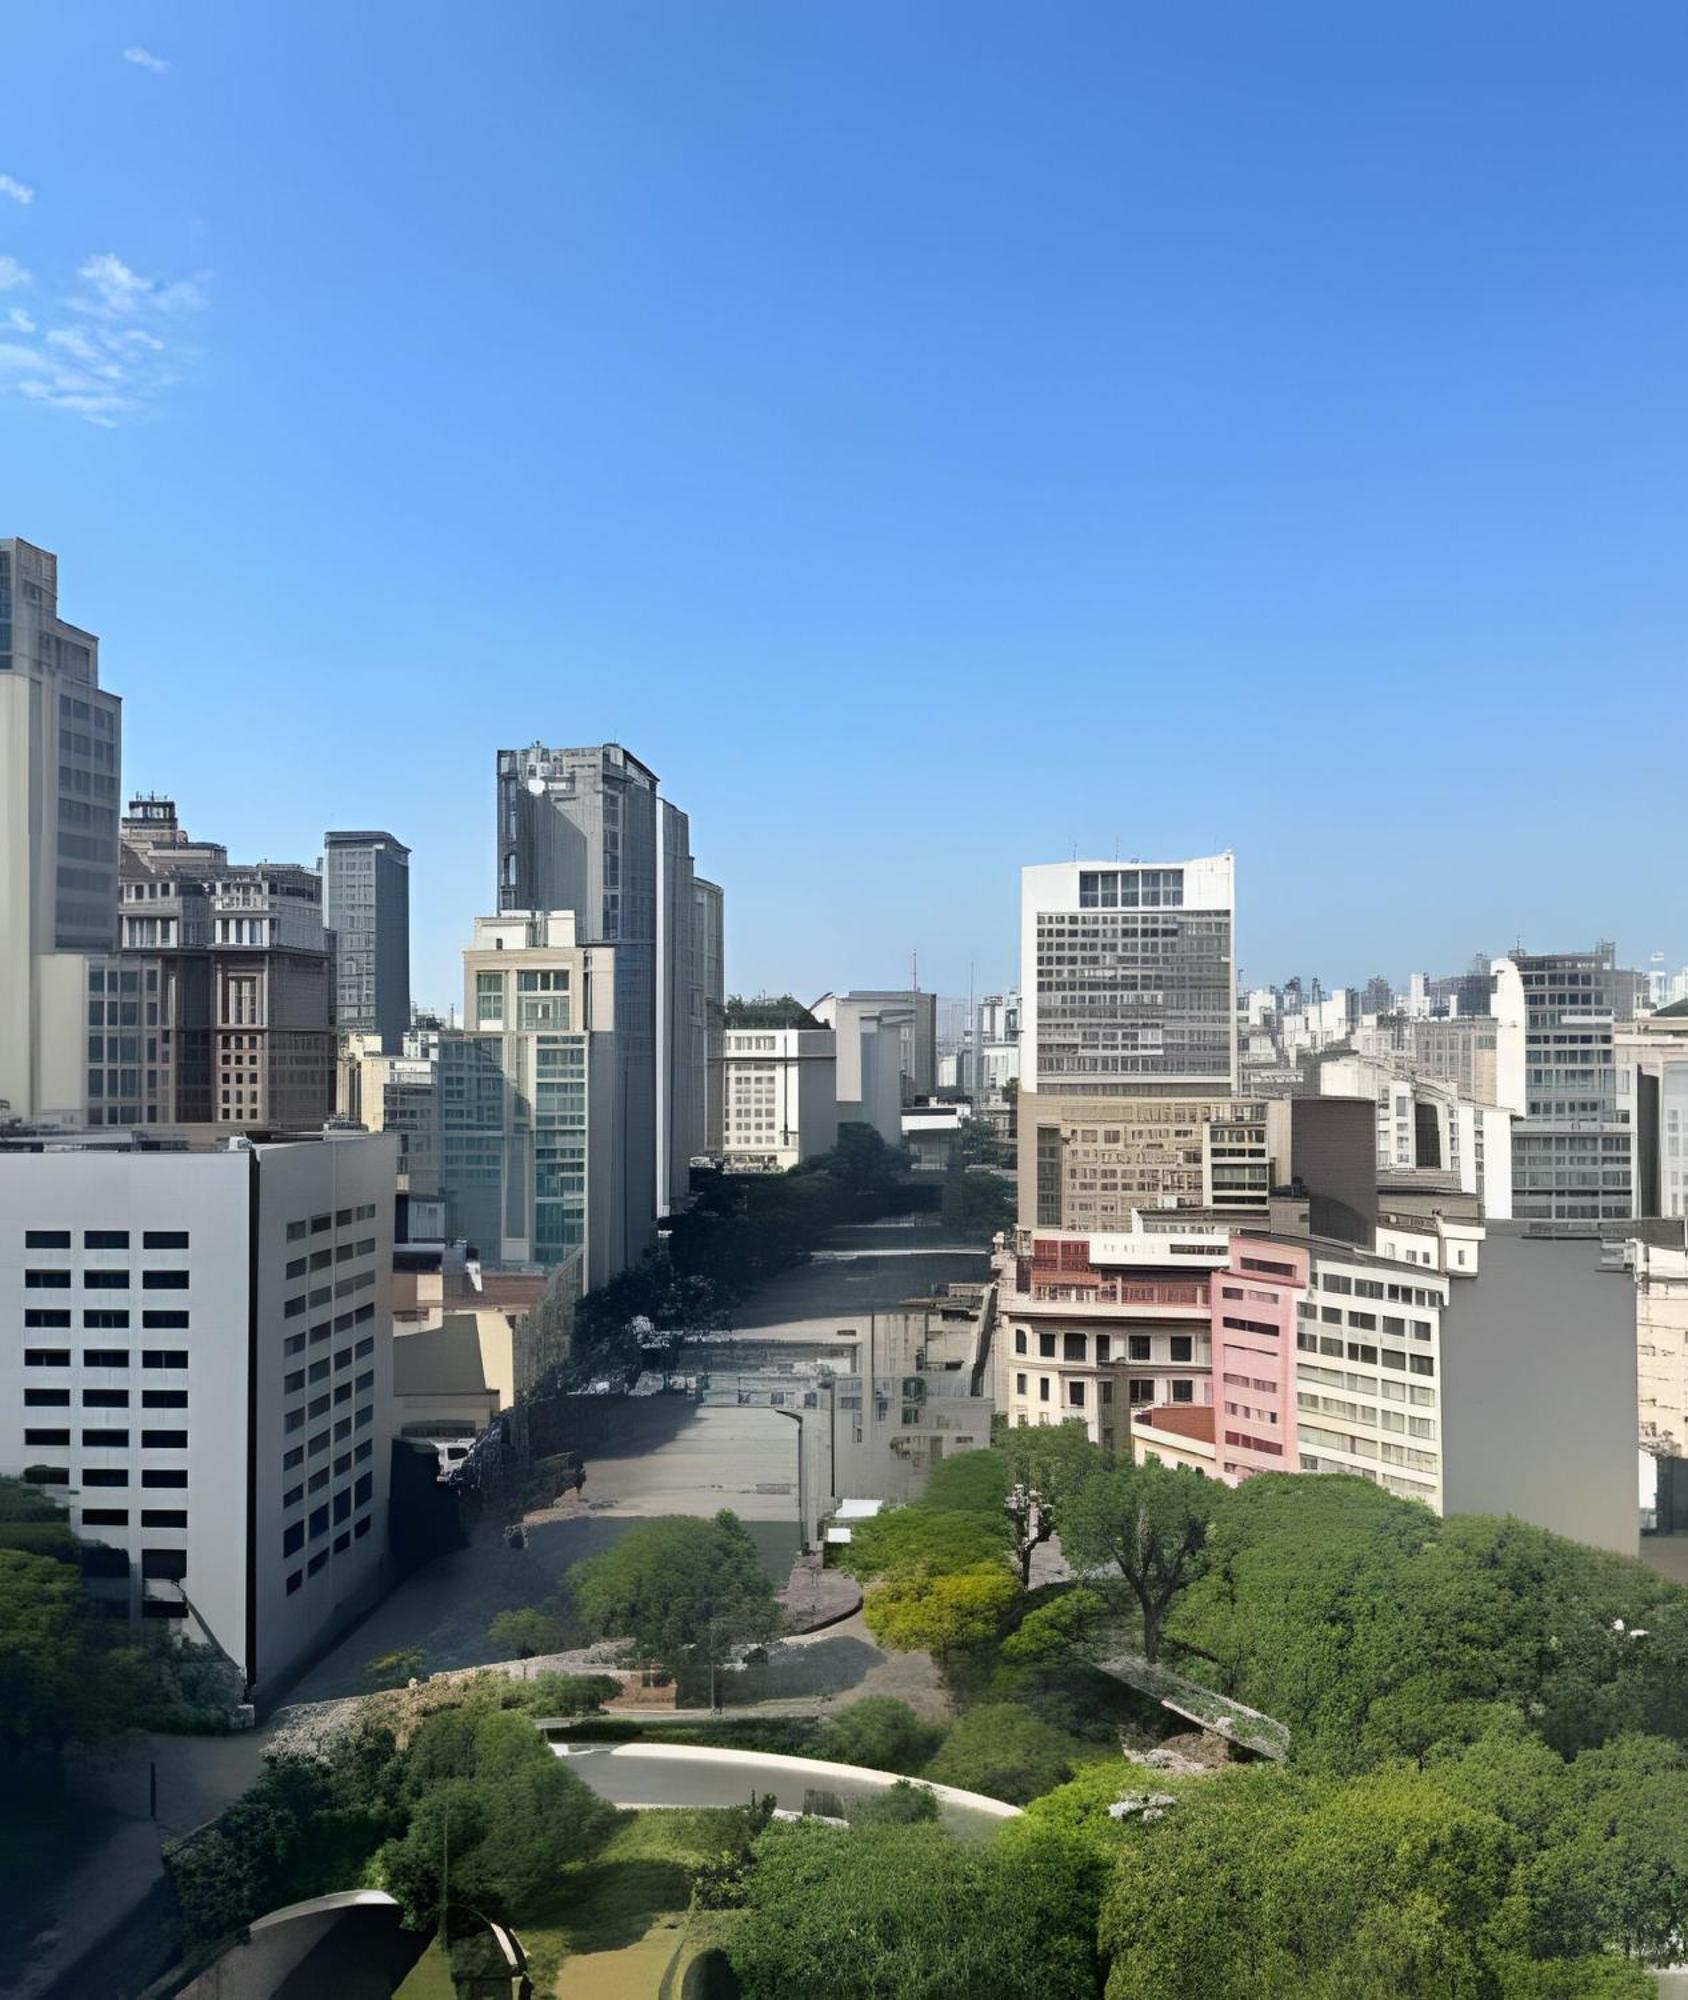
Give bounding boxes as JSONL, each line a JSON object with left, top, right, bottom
{"left": 518, "top": 1809, "right": 753, "bottom": 1995}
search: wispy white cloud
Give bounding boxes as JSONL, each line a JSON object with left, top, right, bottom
{"left": 0, "top": 175, "right": 33, "bottom": 207}
{"left": 0, "top": 256, "right": 32, "bottom": 292}
{"left": 0, "top": 248, "right": 208, "bottom": 426}
{"left": 122, "top": 46, "right": 170, "bottom": 74}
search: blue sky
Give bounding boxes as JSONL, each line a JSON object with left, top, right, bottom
{"left": 5, "top": 3, "right": 1687, "bottom": 1010}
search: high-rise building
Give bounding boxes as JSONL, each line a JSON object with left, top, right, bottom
{"left": 1617, "top": 1001, "right": 1688, "bottom": 1221}
{"left": 495, "top": 743, "right": 718, "bottom": 1239}
{"left": 86, "top": 799, "right": 336, "bottom": 1131}
{"left": 323, "top": 831, "right": 411, "bottom": 1052}
{"left": 0, "top": 539, "right": 120, "bottom": 1122}
{"left": 0, "top": 1127, "right": 398, "bottom": 1695}
{"left": 1492, "top": 946, "right": 1637, "bottom": 1224}
{"left": 694, "top": 878, "right": 726, "bottom": 1155}
{"left": 1016, "top": 856, "right": 1268, "bottom": 1226}
{"left": 441, "top": 910, "right": 630, "bottom": 1284}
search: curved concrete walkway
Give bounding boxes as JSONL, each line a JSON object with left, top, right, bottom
{"left": 550, "top": 1739, "right": 1019, "bottom": 1831}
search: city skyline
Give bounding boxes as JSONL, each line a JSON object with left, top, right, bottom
{"left": 6, "top": 5, "right": 1688, "bottom": 1007}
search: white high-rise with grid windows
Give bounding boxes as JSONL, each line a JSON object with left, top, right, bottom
{"left": 0, "top": 1129, "right": 397, "bottom": 1696}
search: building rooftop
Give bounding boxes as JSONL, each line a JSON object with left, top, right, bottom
{"left": 1134, "top": 1404, "right": 1216, "bottom": 1444}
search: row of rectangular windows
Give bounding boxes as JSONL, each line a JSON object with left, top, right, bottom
{"left": 25, "top": 1310, "right": 188, "bottom": 1328}
{"left": 285, "top": 1512, "right": 374, "bottom": 1592}
{"left": 24, "top": 1230, "right": 189, "bottom": 1250}
{"left": 283, "top": 1204, "right": 378, "bottom": 1242}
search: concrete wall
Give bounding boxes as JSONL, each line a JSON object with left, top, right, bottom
{"left": 1441, "top": 1225, "right": 1640, "bottom": 1557}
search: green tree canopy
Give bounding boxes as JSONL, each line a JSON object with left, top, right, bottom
{"left": 817, "top": 1696, "right": 945, "bottom": 1774}
{"left": 727, "top": 1821, "right": 1099, "bottom": 2000}
{"left": 1059, "top": 1456, "right": 1215, "bottom": 1662}
{"left": 923, "top": 1701, "right": 1085, "bottom": 1805}
{"left": 861, "top": 1562, "right": 1018, "bottom": 1661}
{"left": 569, "top": 1510, "right": 779, "bottom": 1686}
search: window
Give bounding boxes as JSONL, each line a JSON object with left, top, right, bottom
{"left": 82, "top": 1429, "right": 128, "bottom": 1447}
{"left": 83, "top": 1311, "right": 129, "bottom": 1329}
{"left": 24, "top": 1311, "right": 71, "bottom": 1329}
{"left": 1014, "top": 1330, "right": 1027, "bottom": 1355}
{"left": 143, "top": 1231, "right": 189, "bottom": 1249}
{"left": 1170, "top": 1336, "right": 1193, "bottom": 1363}
{"left": 82, "top": 1509, "right": 128, "bottom": 1527}
{"left": 142, "top": 1430, "right": 188, "bottom": 1449}
{"left": 24, "top": 1429, "right": 70, "bottom": 1447}
{"left": 24, "top": 1230, "right": 71, "bottom": 1249}
{"left": 25, "top": 1270, "right": 72, "bottom": 1289}
{"left": 475, "top": 970, "right": 504, "bottom": 1023}
{"left": 1170, "top": 1380, "right": 1195, "bottom": 1404}
{"left": 84, "top": 1468, "right": 128, "bottom": 1487}
{"left": 142, "top": 1310, "right": 189, "bottom": 1329}
{"left": 142, "top": 1509, "right": 187, "bottom": 1528}
{"left": 1128, "top": 1335, "right": 1151, "bottom": 1361}
{"left": 24, "top": 1388, "right": 71, "bottom": 1407}
{"left": 1039, "top": 1377, "right": 1051, "bottom": 1402}
{"left": 84, "top": 1230, "right": 130, "bottom": 1250}
{"left": 82, "top": 1349, "right": 129, "bottom": 1368}
{"left": 1067, "top": 1380, "right": 1085, "bottom": 1408}
{"left": 1038, "top": 1333, "right": 1056, "bottom": 1358}
{"left": 84, "top": 1272, "right": 129, "bottom": 1290}
{"left": 141, "top": 1350, "right": 189, "bottom": 1369}
{"left": 142, "top": 1271, "right": 189, "bottom": 1290}
{"left": 24, "top": 1349, "right": 70, "bottom": 1367}
{"left": 1062, "top": 1333, "right": 1086, "bottom": 1362}
{"left": 82, "top": 1388, "right": 129, "bottom": 1408}
{"left": 142, "top": 1390, "right": 188, "bottom": 1409}
{"left": 141, "top": 1469, "right": 188, "bottom": 1488}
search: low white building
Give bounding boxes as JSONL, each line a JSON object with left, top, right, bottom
{"left": 720, "top": 1028, "right": 837, "bottom": 1172}
{"left": 0, "top": 1128, "right": 398, "bottom": 1696}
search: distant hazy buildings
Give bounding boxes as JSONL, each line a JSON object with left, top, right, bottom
{"left": 323, "top": 831, "right": 411, "bottom": 1052}
{"left": 0, "top": 539, "right": 119, "bottom": 1123}
{"left": 0, "top": 1128, "right": 397, "bottom": 1694}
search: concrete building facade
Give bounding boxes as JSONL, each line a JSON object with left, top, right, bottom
{"left": 720, "top": 1028, "right": 838, "bottom": 1172}
{"left": 443, "top": 911, "right": 630, "bottom": 1285}
{"left": 0, "top": 1130, "right": 397, "bottom": 1694}
{"left": 322, "top": 831, "right": 411, "bottom": 1053}
{"left": 0, "top": 539, "right": 119, "bottom": 1123}
{"left": 1493, "top": 948, "right": 1635, "bottom": 1224}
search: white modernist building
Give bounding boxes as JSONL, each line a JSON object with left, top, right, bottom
{"left": 0, "top": 1129, "right": 397, "bottom": 1695}
{"left": 720, "top": 1028, "right": 838, "bottom": 1172}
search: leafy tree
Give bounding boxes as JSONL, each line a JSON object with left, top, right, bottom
{"left": 845, "top": 1778, "right": 940, "bottom": 1827}
{"left": 169, "top": 1743, "right": 404, "bottom": 1948}
{"left": 1172, "top": 1475, "right": 1688, "bottom": 1772}
{"left": 727, "top": 1820, "right": 1099, "bottom": 1999}
{"left": 918, "top": 1448, "right": 1013, "bottom": 1517}
{"left": 999, "top": 1587, "right": 1107, "bottom": 1669}
{"left": 999, "top": 1423, "right": 1103, "bottom": 1585}
{"left": 817, "top": 1696, "right": 945, "bottom": 1774}
{"left": 569, "top": 1510, "right": 778, "bottom": 1693}
{"left": 834, "top": 1506, "right": 1009, "bottom": 1583}
{"left": 1059, "top": 1457, "right": 1214, "bottom": 1662}
{"left": 486, "top": 1605, "right": 571, "bottom": 1659}
{"left": 365, "top": 1647, "right": 427, "bottom": 1690}
{"left": 380, "top": 1707, "right": 615, "bottom": 1924}
{"left": 861, "top": 1563, "right": 1017, "bottom": 1661}
{"left": 0, "top": 1549, "right": 102, "bottom": 1756}
{"left": 923, "top": 1701, "right": 1085, "bottom": 1805}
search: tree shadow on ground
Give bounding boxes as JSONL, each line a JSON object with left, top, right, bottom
{"left": 730, "top": 1636, "right": 883, "bottom": 1702}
